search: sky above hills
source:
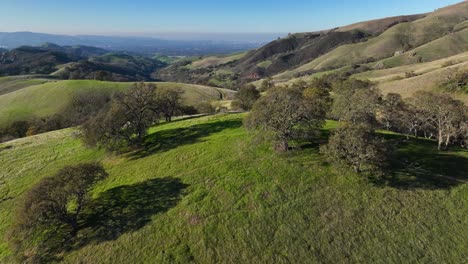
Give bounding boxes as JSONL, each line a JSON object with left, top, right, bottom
{"left": 0, "top": 0, "right": 462, "bottom": 41}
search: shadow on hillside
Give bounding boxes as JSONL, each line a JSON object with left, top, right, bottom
{"left": 373, "top": 134, "right": 468, "bottom": 190}
{"left": 297, "top": 128, "right": 332, "bottom": 151}
{"left": 38, "top": 177, "right": 188, "bottom": 262}
{"left": 128, "top": 119, "right": 242, "bottom": 159}
{"left": 75, "top": 177, "right": 188, "bottom": 249}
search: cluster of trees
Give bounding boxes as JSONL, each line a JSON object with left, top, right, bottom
{"left": 82, "top": 83, "right": 188, "bottom": 150}
{"left": 246, "top": 75, "right": 467, "bottom": 173}
{"left": 9, "top": 163, "right": 108, "bottom": 263}
{"left": 321, "top": 79, "right": 392, "bottom": 173}
{"left": 0, "top": 83, "right": 203, "bottom": 144}
{"left": 381, "top": 91, "right": 468, "bottom": 150}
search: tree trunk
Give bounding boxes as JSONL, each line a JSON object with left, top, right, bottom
{"left": 274, "top": 140, "right": 289, "bottom": 152}
{"left": 69, "top": 217, "right": 79, "bottom": 237}
{"left": 437, "top": 130, "right": 443, "bottom": 151}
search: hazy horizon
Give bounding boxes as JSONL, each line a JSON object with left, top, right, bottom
{"left": 0, "top": 0, "right": 462, "bottom": 42}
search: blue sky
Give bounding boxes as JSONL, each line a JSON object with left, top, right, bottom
{"left": 0, "top": 0, "right": 462, "bottom": 37}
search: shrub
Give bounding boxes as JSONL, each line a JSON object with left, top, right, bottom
{"left": 405, "top": 71, "right": 418, "bottom": 78}
{"left": 9, "top": 163, "right": 108, "bottom": 263}
{"left": 321, "top": 125, "right": 391, "bottom": 174}
{"left": 231, "top": 84, "right": 260, "bottom": 111}
{"left": 439, "top": 69, "right": 468, "bottom": 93}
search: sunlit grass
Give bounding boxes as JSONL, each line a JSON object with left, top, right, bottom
{"left": 0, "top": 114, "right": 466, "bottom": 263}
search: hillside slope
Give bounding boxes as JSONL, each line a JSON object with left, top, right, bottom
{"left": 0, "top": 44, "right": 167, "bottom": 81}
{"left": 0, "top": 75, "right": 54, "bottom": 96}
{"left": 0, "top": 80, "right": 232, "bottom": 128}
{"left": 0, "top": 114, "right": 466, "bottom": 262}
{"left": 0, "top": 46, "right": 76, "bottom": 76}
{"left": 159, "top": 1, "right": 468, "bottom": 89}
{"left": 274, "top": 2, "right": 468, "bottom": 80}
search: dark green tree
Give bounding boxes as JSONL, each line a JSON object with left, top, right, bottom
{"left": 155, "top": 86, "right": 184, "bottom": 122}
{"left": 331, "top": 79, "right": 381, "bottom": 125}
{"left": 232, "top": 84, "right": 260, "bottom": 111}
{"left": 245, "top": 84, "right": 331, "bottom": 152}
{"left": 321, "top": 125, "right": 391, "bottom": 173}
{"left": 259, "top": 77, "right": 275, "bottom": 92}
{"left": 10, "top": 163, "right": 108, "bottom": 262}
{"left": 82, "top": 82, "right": 160, "bottom": 149}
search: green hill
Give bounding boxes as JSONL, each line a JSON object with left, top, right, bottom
{"left": 53, "top": 53, "right": 167, "bottom": 81}
{"left": 0, "top": 80, "right": 233, "bottom": 129}
{"left": 0, "top": 75, "right": 55, "bottom": 96}
{"left": 0, "top": 114, "right": 466, "bottom": 262}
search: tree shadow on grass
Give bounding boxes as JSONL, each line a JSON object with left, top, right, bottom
{"left": 128, "top": 119, "right": 242, "bottom": 159}
{"left": 373, "top": 133, "right": 468, "bottom": 190}
{"left": 299, "top": 129, "right": 467, "bottom": 190}
{"left": 75, "top": 177, "right": 188, "bottom": 248}
{"left": 297, "top": 128, "right": 332, "bottom": 151}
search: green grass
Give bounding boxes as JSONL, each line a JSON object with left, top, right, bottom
{"left": 257, "top": 60, "right": 272, "bottom": 69}
{"left": 0, "top": 80, "right": 229, "bottom": 129}
{"left": 188, "top": 52, "right": 246, "bottom": 69}
{"left": 0, "top": 114, "right": 467, "bottom": 263}
{"left": 0, "top": 76, "right": 52, "bottom": 96}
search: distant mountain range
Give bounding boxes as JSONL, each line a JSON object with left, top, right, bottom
{"left": 0, "top": 32, "right": 267, "bottom": 56}
{"left": 0, "top": 43, "right": 166, "bottom": 81}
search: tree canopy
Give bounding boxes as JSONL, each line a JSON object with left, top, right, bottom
{"left": 245, "top": 82, "right": 331, "bottom": 152}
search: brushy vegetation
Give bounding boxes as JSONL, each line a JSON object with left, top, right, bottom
{"left": 1, "top": 114, "right": 467, "bottom": 263}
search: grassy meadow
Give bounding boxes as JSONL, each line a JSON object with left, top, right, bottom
{"left": 0, "top": 113, "right": 466, "bottom": 263}
{"left": 0, "top": 79, "right": 233, "bottom": 129}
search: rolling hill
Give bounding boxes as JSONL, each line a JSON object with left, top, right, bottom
{"left": 0, "top": 79, "right": 234, "bottom": 129}
{"left": 0, "top": 114, "right": 466, "bottom": 262}
{"left": 0, "top": 46, "right": 77, "bottom": 76}
{"left": 0, "top": 75, "right": 55, "bottom": 96}
{"left": 52, "top": 53, "right": 167, "bottom": 81}
{"left": 0, "top": 44, "right": 168, "bottom": 81}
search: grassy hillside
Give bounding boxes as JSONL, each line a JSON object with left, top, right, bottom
{"left": 188, "top": 52, "right": 246, "bottom": 69}
{"left": 270, "top": 2, "right": 468, "bottom": 81}
{"left": 377, "top": 61, "right": 468, "bottom": 103}
{"left": 336, "top": 14, "right": 426, "bottom": 35}
{"left": 353, "top": 51, "right": 468, "bottom": 82}
{"left": 0, "top": 80, "right": 231, "bottom": 129}
{"left": 0, "top": 76, "right": 53, "bottom": 96}
{"left": 377, "top": 27, "right": 468, "bottom": 68}
{"left": 157, "top": 2, "right": 467, "bottom": 89}
{"left": 0, "top": 114, "right": 467, "bottom": 263}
